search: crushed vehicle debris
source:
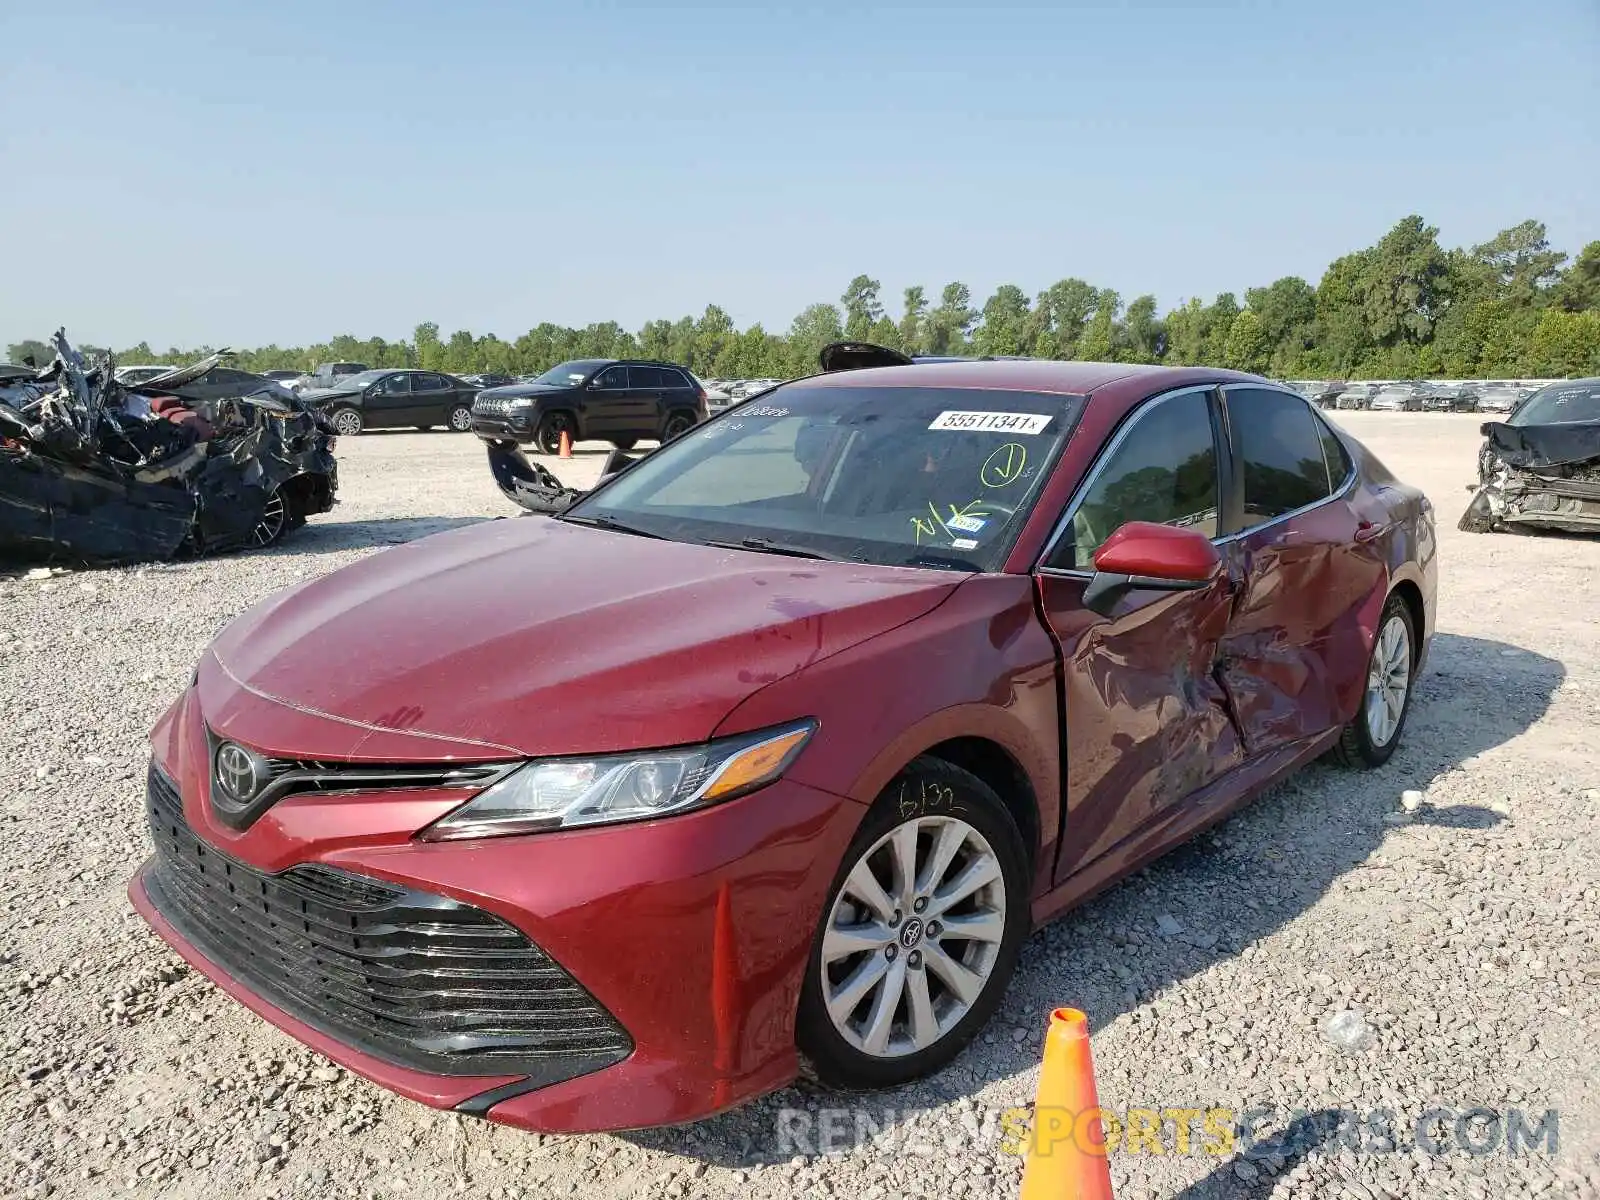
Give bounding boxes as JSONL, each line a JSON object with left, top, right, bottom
{"left": 484, "top": 443, "right": 635, "bottom": 514}
{"left": 1459, "top": 377, "right": 1600, "bottom": 535}
{"left": 1, "top": 330, "right": 337, "bottom": 564}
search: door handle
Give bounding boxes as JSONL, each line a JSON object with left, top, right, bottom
{"left": 1355, "top": 520, "right": 1392, "bottom": 544}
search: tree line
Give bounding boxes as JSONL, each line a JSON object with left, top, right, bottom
{"left": 10, "top": 215, "right": 1598, "bottom": 383}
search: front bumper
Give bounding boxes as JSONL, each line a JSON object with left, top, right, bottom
{"left": 471, "top": 409, "right": 537, "bottom": 444}
{"left": 129, "top": 687, "right": 865, "bottom": 1132}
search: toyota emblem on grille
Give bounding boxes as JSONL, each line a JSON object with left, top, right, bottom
{"left": 214, "top": 742, "right": 268, "bottom": 807}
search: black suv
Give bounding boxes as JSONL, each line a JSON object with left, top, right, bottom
{"left": 472, "top": 359, "right": 707, "bottom": 453}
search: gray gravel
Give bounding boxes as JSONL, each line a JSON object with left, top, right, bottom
{"left": 1, "top": 415, "right": 1596, "bottom": 1199}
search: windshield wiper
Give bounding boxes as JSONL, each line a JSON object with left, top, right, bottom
{"left": 901, "top": 552, "right": 981, "bottom": 573}
{"left": 704, "top": 537, "right": 840, "bottom": 561}
{"left": 559, "top": 513, "right": 664, "bottom": 540}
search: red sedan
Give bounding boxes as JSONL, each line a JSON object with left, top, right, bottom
{"left": 130, "top": 360, "right": 1436, "bottom": 1132}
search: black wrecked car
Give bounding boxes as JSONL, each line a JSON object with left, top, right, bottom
{"left": 1460, "top": 377, "right": 1600, "bottom": 535}
{"left": 0, "top": 332, "right": 337, "bottom": 565}
{"left": 299, "top": 369, "right": 482, "bottom": 435}
{"left": 471, "top": 359, "right": 707, "bottom": 454}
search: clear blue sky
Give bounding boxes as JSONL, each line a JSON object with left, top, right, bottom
{"left": 2, "top": 0, "right": 1596, "bottom": 351}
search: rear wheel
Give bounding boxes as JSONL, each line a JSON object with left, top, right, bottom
{"left": 1331, "top": 593, "right": 1416, "bottom": 768}
{"left": 797, "top": 757, "right": 1029, "bottom": 1089}
{"left": 331, "top": 407, "right": 363, "bottom": 436}
{"left": 535, "top": 412, "right": 575, "bottom": 455}
{"left": 448, "top": 404, "right": 474, "bottom": 432}
{"left": 661, "top": 412, "right": 695, "bottom": 442}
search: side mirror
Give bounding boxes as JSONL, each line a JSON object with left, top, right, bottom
{"left": 1082, "top": 521, "right": 1222, "bottom": 618}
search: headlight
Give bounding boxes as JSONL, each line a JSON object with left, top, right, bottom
{"left": 506, "top": 396, "right": 536, "bottom": 408}
{"left": 418, "top": 721, "right": 816, "bottom": 841}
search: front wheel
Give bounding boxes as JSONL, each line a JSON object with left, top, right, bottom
{"left": 448, "top": 404, "right": 473, "bottom": 432}
{"left": 331, "top": 407, "right": 363, "bottom": 436}
{"left": 535, "top": 412, "right": 575, "bottom": 455}
{"left": 1331, "top": 593, "right": 1416, "bottom": 768}
{"left": 251, "top": 487, "right": 297, "bottom": 547}
{"left": 796, "top": 757, "right": 1030, "bottom": 1089}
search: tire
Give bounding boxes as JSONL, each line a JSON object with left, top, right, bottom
{"left": 331, "top": 407, "right": 363, "bottom": 437}
{"left": 661, "top": 412, "right": 695, "bottom": 443}
{"left": 796, "top": 757, "right": 1030, "bottom": 1090}
{"left": 610, "top": 438, "right": 637, "bottom": 452}
{"left": 251, "top": 487, "right": 298, "bottom": 548}
{"left": 448, "top": 404, "right": 473, "bottom": 432}
{"left": 535, "top": 411, "right": 575, "bottom": 455}
{"left": 1330, "top": 593, "right": 1417, "bottom": 768}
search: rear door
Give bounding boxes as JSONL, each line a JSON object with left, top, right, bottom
{"left": 1212, "top": 386, "right": 1388, "bottom": 754}
{"left": 409, "top": 372, "right": 452, "bottom": 425}
{"left": 1036, "top": 385, "right": 1246, "bottom": 882}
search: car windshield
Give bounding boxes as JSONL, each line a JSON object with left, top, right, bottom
{"left": 565, "top": 385, "right": 1085, "bottom": 571}
{"left": 532, "top": 360, "right": 608, "bottom": 386}
{"left": 322, "top": 370, "right": 387, "bottom": 388}
{"left": 1508, "top": 380, "right": 1600, "bottom": 426}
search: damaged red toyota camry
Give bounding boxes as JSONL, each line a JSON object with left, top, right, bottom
{"left": 130, "top": 360, "right": 1436, "bottom": 1133}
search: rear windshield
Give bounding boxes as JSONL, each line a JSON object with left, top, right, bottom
{"left": 1508, "top": 380, "right": 1600, "bottom": 426}
{"left": 567, "top": 385, "right": 1084, "bottom": 572}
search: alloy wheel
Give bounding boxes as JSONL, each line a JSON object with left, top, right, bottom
{"left": 1364, "top": 613, "right": 1411, "bottom": 748}
{"left": 818, "top": 816, "right": 1007, "bottom": 1058}
{"left": 662, "top": 414, "right": 693, "bottom": 441}
{"left": 251, "top": 491, "right": 287, "bottom": 547}
{"left": 332, "top": 409, "right": 362, "bottom": 436}
{"left": 449, "top": 405, "right": 473, "bottom": 431}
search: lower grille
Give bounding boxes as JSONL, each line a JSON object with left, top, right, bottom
{"left": 143, "top": 764, "right": 632, "bottom": 1084}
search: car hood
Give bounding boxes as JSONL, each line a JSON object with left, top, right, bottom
{"left": 203, "top": 517, "right": 961, "bottom": 759}
{"left": 479, "top": 382, "right": 577, "bottom": 401}
{"left": 1483, "top": 420, "right": 1600, "bottom": 468}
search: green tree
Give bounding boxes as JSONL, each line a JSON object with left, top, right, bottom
{"left": 1361, "top": 215, "right": 1449, "bottom": 345}
{"left": 898, "top": 286, "right": 928, "bottom": 354}
{"left": 1078, "top": 289, "right": 1121, "bottom": 361}
{"left": 925, "top": 282, "right": 976, "bottom": 354}
{"left": 1553, "top": 241, "right": 1600, "bottom": 313}
{"left": 1225, "top": 309, "right": 1270, "bottom": 373}
{"left": 1118, "top": 294, "right": 1162, "bottom": 363}
{"left": 841, "top": 275, "right": 884, "bottom": 341}
{"left": 973, "top": 284, "right": 1032, "bottom": 356}
{"left": 1472, "top": 219, "right": 1566, "bottom": 302}
{"left": 786, "top": 303, "right": 844, "bottom": 375}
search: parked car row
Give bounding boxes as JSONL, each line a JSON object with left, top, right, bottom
{"left": 1284, "top": 378, "right": 1537, "bottom": 415}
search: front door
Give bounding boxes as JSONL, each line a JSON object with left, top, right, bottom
{"left": 1213, "top": 386, "right": 1390, "bottom": 754}
{"left": 364, "top": 373, "right": 413, "bottom": 429}
{"left": 581, "top": 365, "right": 634, "bottom": 438}
{"left": 1036, "top": 385, "right": 1245, "bottom": 883}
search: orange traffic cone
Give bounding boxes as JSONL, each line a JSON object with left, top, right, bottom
{"left": 1019, "top": 1008, "right": 1115, "bottom": 1200}
{"left": 558, "top": 429, "right": 573, "bottom": 458}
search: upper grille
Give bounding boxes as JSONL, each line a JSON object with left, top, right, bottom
{"left": 143, "top": 765, "right": 632, "bottom": 1083}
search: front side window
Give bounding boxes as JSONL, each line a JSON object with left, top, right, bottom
{"left": 567, "top": 385, "right": 1084, "bottom": 572}
{"left": 1050, "top": 389, "right": 1218, "bottom": 570}
{"left": 374, "top": 373, "right": 411, "bottom": 395}
{"left": 1228, "top": 387, "right": 1334, "bottom": 526}
{"left": 593, "top": 366, "right": 629, "bottom": 389}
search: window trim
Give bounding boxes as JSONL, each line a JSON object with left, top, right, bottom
{"left": 1035, "top": 383, "right": 1226, "bottom": 578}
{"left": 1212, "top": 383, "right": 1357, "bottom": 546}
{"left": 590, "top": 365, "right": 632, "bottom": 391}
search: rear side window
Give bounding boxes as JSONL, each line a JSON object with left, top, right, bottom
{"left": 414, "top": 373, "right": 447, "bottom": 391}
{"left": 662, "top": 368, "right": 691, "bottom": 390}
{"left": 1051, "top": 389, "right": 1219, "bottom": 570}
{"left": 632, "top": 366, "right": 668, "bottom": 388}
{"left": 1227, "top": 388, "right": 1337, "bottom": 525}
{"left": 1317, "top": 419, "right": 1351, "bottom": 489}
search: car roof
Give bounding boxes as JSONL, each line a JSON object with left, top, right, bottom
{"left": 795, "top": 358, "right": 1264, "bottom": 398}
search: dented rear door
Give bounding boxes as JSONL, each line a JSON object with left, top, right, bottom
{"left": 1213, "top": 387, "right": 1387, "bottom": 754}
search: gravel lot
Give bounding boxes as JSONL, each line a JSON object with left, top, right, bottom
{"left": 2, "top": 414, "right": 1596, "bottom": 1200}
